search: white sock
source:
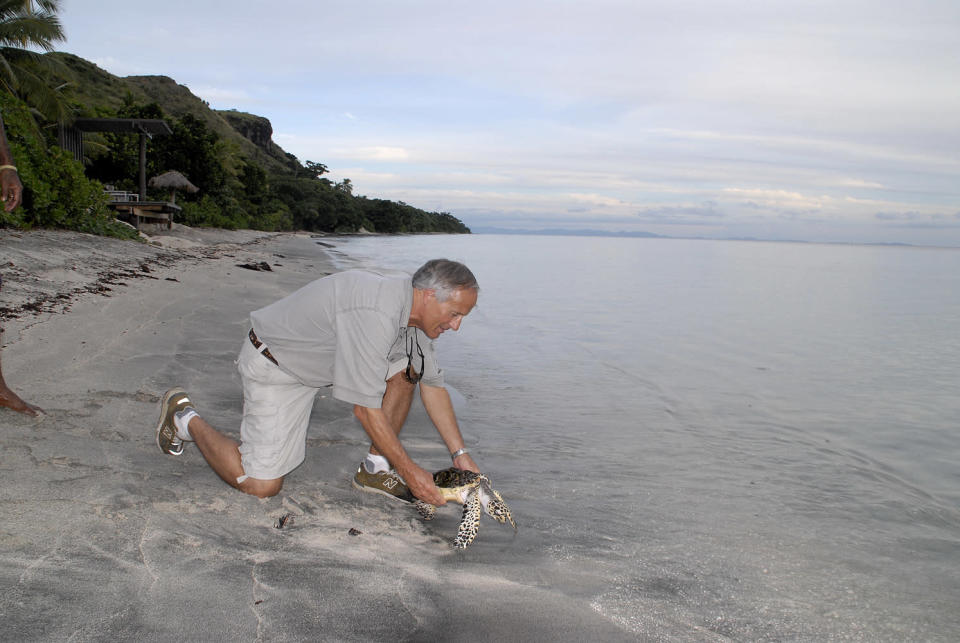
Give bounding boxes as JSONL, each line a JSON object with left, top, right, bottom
{"left": 174, "top": 408, "right": 198, "bottom": 441}
{"left": 364, "top": 453, "right": 390, "bottom": 474}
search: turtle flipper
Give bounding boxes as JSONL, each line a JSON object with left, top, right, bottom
{"left": 480, "top": 482, "right": 517, "bottom": 530}
{"left": 414, "top": 500, "right": 437, "bottom": 521}
{"left": 453, "top": 489, "right": 483, "bottom": 548}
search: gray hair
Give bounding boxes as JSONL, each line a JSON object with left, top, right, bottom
{"left": 412, "top": 259, "right": 479, "bottom": 302}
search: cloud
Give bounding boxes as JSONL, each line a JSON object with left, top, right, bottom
{"left": 833, "top": 178, "right": 886, "bottom": 189}
{"left": 634, "top": 201, "right": 725, "bottom": 224}
{"left": 567, "top": 193, "right": 625, "bottom": 208}
{"left": 88, "top": 56, "right": 145, "bottom": 77}
{"left": 335, "top": 146, "right": 411, "bottom": 162}
{"left": 191, "top": 86, "right": 252, "bottom": 105}
{"left": 875, "top": 211, "right": 923, "bottom": 221}
{"left": 873, "top": 210, "right": 960, "bottom": 228}
{"left": 721, "top": 188, "right": 826, "bottom": 212}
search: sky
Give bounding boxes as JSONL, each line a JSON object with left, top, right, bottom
{"left": 56, "top": 0, "right": 960, "bottom": 245}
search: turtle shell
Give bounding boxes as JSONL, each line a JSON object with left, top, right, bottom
{"left": 432, "top": 467, "right": 483, "bottom": 489}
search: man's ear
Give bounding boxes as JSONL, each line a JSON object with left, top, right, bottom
{"left": 412, "top": 288, "right": 435, "bottom": 308}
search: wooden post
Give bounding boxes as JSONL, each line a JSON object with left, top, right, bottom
{"left": 139, "top": 132, "right": 147, "bottom": 199}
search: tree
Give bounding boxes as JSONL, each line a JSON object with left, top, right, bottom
{"left": 335, "top": 178, "right": 352, "bottom": 195}
{"left": 152, "top": 113, "right": 227, "bottom": 198}
{"left": 85, "top": 98, "right": 230, "bottom": 205}
{"left": 83, "top": 98, "right": 161, "bottom": 192}
{"left": 304, "top": 160, "right": 328, "bottom": 178}
{"left": 238, "top": 159, "right": 267, "bottom": 205}
{"left": 0, "top": 0, "right": 71, "bottom": 123}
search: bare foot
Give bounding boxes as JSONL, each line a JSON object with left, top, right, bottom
{"left": 0, "top": 384, "right": 43, "bottom": 416}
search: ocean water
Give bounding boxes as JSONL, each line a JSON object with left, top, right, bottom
{"left": 327, "top": 234, "right": 960, "bottom": 640}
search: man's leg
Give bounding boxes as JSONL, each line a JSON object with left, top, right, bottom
{"left": 352, "top": 372, "right": 419, "bottom": 501}
{"left": 368, "top": 371, "right": 416, "bottom": 457}
{"left": 0, "top": 341, "right": 41, "bottom": 416}
{"left": 0, "top": 276, "right": 41, "bottom": 416}
{"left": 186, "top": 415, "right": 283, "bottom": 498}
{"left": 156, "top": 340, "right": 314, "bottom": 499}
{"left": 157, "top": 392, "right": 284, "bottom": 499}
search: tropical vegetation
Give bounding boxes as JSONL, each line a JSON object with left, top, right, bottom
{"left": 0, "top": 1, "right": 133, "bottom": 236}
{"left": 0, "top": 0, "right": 71, "bottom": 122}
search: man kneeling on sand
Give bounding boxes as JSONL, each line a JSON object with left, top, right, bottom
{"left": 155, "top": 259, "right": 480, "bottom": 505}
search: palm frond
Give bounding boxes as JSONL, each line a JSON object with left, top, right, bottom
{"left": 34, "top": 1, "right": 64, "bottom": 14}
{"left": 0, "top": 19, "right": 64, "bottom": 51}
{"left": 0, "top": 2, "right": 71, "bottom": 127}
{"left": 0, "top": 1, "right": 64, "bottom": 51}
{"left": 11, "top": 61, "right": 70, "bottom": 121}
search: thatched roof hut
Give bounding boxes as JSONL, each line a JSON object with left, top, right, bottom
{"left": 148, "top": 170, "right": 199, "bottom": 204}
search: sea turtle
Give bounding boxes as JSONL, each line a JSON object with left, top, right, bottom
{"left": 414, "top": 467, "right": 517, "bottom": 548}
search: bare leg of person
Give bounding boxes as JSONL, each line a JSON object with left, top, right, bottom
{"left": 368, "top": 371, "right": 416, "bottom": 457}
{"left": 187, "top": 415, "right": 283, "bottom": 498}
{"left": 0, "top": 348, "right": 42, "bottom": 416}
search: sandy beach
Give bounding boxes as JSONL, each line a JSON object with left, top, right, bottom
{"left": 0, "top": 227, "right": 633, "bottom": 642}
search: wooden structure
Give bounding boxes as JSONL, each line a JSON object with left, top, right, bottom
{"left": 107, "top": 199, "right": 181, "bottom": 230}
{"left": 59, "top": 118, "right": 173, "bottom": 198}
{"left": 58, "top": 118, "right": 178, "bottom": 229}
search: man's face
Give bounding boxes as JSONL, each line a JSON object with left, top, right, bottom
{"left": 418, "top": 287, "right": 478, "bottom": 339}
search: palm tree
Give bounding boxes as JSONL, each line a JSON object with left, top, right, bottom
{"left": 0, "top": 0, "right": 69, "bottom": 123}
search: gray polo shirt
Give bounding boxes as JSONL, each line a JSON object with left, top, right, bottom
{"left": 249, "top": 268, "right": 443, "bottom": 407}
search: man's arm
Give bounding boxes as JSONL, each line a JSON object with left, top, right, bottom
{"left": 0, "top": 116, "right": 22, "bottom": 212}
{"left": 419, "top": 383, "right": 480, "bottom": 474}
{"left": 353, "top": 404, "right": 446, "bottom": 505}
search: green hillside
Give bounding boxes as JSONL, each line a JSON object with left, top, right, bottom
{"left": 3, "top": 52, "right": 469, "bottom": 235}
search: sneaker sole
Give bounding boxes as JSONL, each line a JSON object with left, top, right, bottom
{"left": 351, "top": 476, "right": 414, "bottom": 504}
{"left": 156, "top": 387, "right": 187, "bottom": 455}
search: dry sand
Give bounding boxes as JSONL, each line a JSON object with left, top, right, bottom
{"left": 0, "top": 226, "right": 634, "bottom": 642}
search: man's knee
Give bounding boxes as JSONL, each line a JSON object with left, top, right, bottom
{"left": 238, "top": 476, "right": 284, "bottom": 498}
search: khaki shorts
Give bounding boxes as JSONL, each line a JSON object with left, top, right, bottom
{"left": 236, "top": 338, "right": 321, "bottom": 481}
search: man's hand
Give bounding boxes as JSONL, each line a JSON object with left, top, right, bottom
{"left": 453, "top": 452, "right": 480, "bottom": 473}
{"left": 400, "top": 462, "right": 446, "bottom": 506}
{"left": 1, "top": 169, "right": 22, "bottom": 212}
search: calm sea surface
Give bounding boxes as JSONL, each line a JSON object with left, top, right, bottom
{"left": 327, "top": 234, "right": 960, "bottom": 640}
